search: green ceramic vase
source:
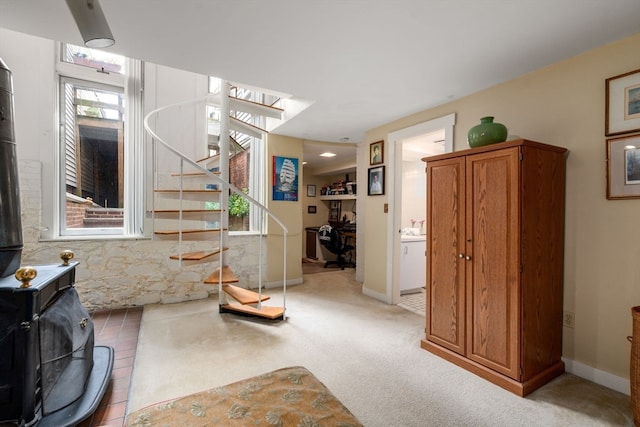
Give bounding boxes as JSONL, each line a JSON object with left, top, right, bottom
{"left": 467, "top": 116, "right": 508, "bottom": 148}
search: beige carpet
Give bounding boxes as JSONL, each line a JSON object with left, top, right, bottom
{"left": 128, "top": 270, "right": 632, "bottom": 426}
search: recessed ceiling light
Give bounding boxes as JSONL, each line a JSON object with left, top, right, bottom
{"left": 320, "top": 152, "right": 336, "bottom": 157}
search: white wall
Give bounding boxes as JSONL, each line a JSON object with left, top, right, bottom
{"left": 401, "top": 160, "right": 426, "bottom": 230}
{"left": 1, "top": 28, "right": 287, "bottom": 310}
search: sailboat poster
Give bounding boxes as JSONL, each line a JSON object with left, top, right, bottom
{"left": 273, "top": 156, "right": 299, "bottom": 201}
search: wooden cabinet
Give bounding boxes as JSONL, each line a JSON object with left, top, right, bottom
{"left": 421, "top": 139, "right": 567, "bottom": 396}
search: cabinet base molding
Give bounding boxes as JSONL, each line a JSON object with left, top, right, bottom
{"left": 421, "top": 339, "right": 565, "bottom": 397}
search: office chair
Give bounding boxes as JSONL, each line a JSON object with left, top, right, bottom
{"left": 318, "top": 225, "right": 355, "bottom": 269}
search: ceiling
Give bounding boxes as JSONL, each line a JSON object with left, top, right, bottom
{"left": 2, "top": 1, "right": 640, "bottom": 168}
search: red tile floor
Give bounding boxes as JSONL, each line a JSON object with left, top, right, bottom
{"left": 77, "top": 307, "right": 143, "bottom": 427}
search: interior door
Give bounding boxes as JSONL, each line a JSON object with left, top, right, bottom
{"left": 425, "top": 156, "right": 466, "bottom": 355}
{"left": 465, "top": 147, "right": 520, "bottom": 379}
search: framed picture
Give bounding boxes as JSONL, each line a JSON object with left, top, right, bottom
{"left": 606, "top": 68, "right": 640, "bottom": 136}
{"left": 272, "top": 156, "right": 298, "bottom": 201}
{"left": 306, "top": 184, "right": 316, "bottom": 197}
{"left": 368, "top": 166, "right": 385, "bottom": 196}
{"left": 370, "top": 140, "right": 384, "bottom": 165}
{"left": 606, "top": 134, "right": 640, "bottom": 199}
{"left": 307, "top": 205, "right": 317, "bottom": 214}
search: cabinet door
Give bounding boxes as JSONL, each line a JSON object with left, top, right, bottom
{"left": 306, "top": 230, "right": 317, "bottom": 258}
{"left": 465, "top": 148, "right": 520, "bottom": 379}
{"left": 426, "top": 157, "right": 466, "bottom": 355}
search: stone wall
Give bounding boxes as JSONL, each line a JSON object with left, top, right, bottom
{"left": 18, "top": 159, "right": 266, "bottom": 311}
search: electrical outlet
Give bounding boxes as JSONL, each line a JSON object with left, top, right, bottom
{"left": 563, "top": 311, "right": 575, "bottom": 328}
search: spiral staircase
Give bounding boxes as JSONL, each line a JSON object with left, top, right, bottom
{"left": 144, "top": 81, "right": 290, "bottom": 320}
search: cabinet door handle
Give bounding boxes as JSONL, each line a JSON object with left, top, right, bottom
{"left": 458, "top": 253, "right": 464, "bottom": 258}
{"left": 466, "top": 255, "right": 472, "bottom": 261}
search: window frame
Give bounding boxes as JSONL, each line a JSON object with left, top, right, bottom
{"left": 207, "top": 77, "right": 266, "bottom": 235}
{"left": 44, "top": 44, "right": 144, "bottom": 240}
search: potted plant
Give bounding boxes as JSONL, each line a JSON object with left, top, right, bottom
{"left": 228, "top": 189, "right": 250, "bottom": 231}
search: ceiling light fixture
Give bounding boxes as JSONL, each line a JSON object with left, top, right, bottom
{"left": 66, "top": 0, "right": 115, "bottom": 48}
{"left": 320, "top": 152, "right": 336, "bottom": 157}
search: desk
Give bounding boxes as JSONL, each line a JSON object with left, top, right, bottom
{"left": 305, "top": 227, "right": 356, "bottom": 263}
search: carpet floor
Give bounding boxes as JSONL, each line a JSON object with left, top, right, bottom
{"left": 128, "top": 270, "right": 632, "bottom": 426}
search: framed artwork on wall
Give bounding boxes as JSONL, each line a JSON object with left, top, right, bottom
{"left": 606, "top": 68, "right": 640, "bottom": 136}
{"left": 307, "top": 184, "right": 316, "bottom": 197}
{"left": 308, "top": 205, "right": 317, "bottom": 214}
{"left": 370, "top": 140, "right": 384, "bottom": 165}
{"left": 606, "top": 134, "right": 640, "bottom": 199}
{"left": 368, "top": 166, "right": 385, "bottom": 195}
{"left": 272, "top": 156, "right": 298, "bottom": 201}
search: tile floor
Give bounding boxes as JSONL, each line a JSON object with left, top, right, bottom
{"left": 397, "top": 288, "right": 425, "bottom": 316}
{"left": 77, "top": 307, "right": 143, "bottom": 427}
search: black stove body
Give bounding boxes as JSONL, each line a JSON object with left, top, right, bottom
{"left": 0, "top": 263, "right": 114, "bottom": 427}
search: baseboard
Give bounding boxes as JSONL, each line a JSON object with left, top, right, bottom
{"left": 361, "top": 285, "right": 390, "bottom": 304}
{"left": 563, "top": 357, "right": 630, "bottom": 395}
{"left": 264, "top": 277, "right": 303, "bottom": 289}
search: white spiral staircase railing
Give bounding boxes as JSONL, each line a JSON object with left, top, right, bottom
{"left": 143, "top": 86, "right": 288, "bottom": 320}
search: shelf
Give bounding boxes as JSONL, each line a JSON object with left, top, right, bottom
{"left": 319, "top": 194, "right": 356, "bottom": 200}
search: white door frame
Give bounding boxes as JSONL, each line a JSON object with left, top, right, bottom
{"left": 385, "top": 113, "right": 455, "bottom": 304}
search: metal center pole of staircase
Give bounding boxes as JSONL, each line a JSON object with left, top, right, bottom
{"left": 218, "top": 81, "right": 231, "bottom": 302}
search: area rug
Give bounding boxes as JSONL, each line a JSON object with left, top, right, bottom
{"left": 125, "top": 366, "right": 363, "bottom": 427}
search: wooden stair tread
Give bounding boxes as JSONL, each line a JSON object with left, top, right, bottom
{"left": 155, "top": 189, "right": 221, "bottom": 193}
{"left": 220, "top": 303, "right": 285, "bottom": 320}
{"left": 170, "top": 171, "right": 221, "bottom": 176}
{"left": 204, "top": 266, "right": 239, "bottom": 284}
{"left": 169, "top": 248, "right": 228, "bottom": 261}
{"left": 196, "top": 153, "right": 220, "bottom": 163}
{"left": 230, "top": 116, "right": 267, "bottom": 132}
{"left": 229, "top": 116, "right": 267, "bottom": 138}
{"left": 151, "top": 209, "right": 222, "bottom": 213}
{"left": 222, "top": 284, "right": 270, "bottom": 304}
{"left": 155, "top": 228, "right": 225, "bottom": 235}
{"left": 208, "top": 93, "right": 283, "bottom": 119}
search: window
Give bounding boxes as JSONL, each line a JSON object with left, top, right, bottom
{"left": 207, "top": 77, "right": 268, "bottom": 233}
{"left": 55, "top": 44, "right": 143, "bottom": 238}
{"left": 62, "top": 44, "right": 125, "bottom": 74}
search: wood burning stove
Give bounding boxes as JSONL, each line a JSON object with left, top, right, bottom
{"left": 0, "top": 54, "right": 114, "bottom": 427}
{"left": 0, "top": 261, "right": 114, "bottom": 426}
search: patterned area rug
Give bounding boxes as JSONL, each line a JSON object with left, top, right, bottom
{"left": 125, "top": 366, "right": 363, "bottom": 426}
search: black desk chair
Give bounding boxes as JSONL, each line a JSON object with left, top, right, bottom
{"left": 318, "top": 225, "right": 354, "bottom": 269}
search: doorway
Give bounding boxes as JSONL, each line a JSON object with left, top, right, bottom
{"left": 385, "top": 114, "right": 455, "bottom": 305}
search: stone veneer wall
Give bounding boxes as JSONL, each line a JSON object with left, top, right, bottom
{"left": 18, "top": 159, "right": 267, "bottom": 311}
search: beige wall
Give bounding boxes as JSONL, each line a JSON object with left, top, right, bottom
{"left": 301, "top": 170, "right": 329, "bottom": 258}
{"left": 363, "top": 33, "right": 640, "bottom": 383}
{"left": 266, "top": 134, "right": 303, "bottom": 282}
